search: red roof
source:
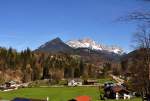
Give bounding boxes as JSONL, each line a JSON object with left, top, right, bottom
{"left": 76, "top": 96, "right": 91, "bottom": 101}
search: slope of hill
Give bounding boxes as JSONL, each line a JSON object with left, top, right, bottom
{"left": 35, "top": 37, "right": 74, "bottom": 53}
{"left": 0, "top": 37, "right": 125, "bottom": 83}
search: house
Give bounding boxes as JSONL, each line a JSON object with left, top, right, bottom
{"left": 68, "top": 79, "right": 82, "bottom": 86}
{"left": 84, "top": 79, "right": 98, "bottom": 85}
{"left": 103, "top": 82, "right": 131, "bottom": 100}
{"left": 0, "top": 81, "right": 18, "bottom": 91}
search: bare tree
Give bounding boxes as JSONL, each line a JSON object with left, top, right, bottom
{"left": 127, "top": 11, "right": 150, "bottom": 23}
{"left": 119, "top": 0, "right": 150, "bottom": 24}
{"left": 134, "top": 25, "right": 150, "bottom": 49}
{"left": 130, "top": 26, "right": 150, "bottom": 101}
{"left": 118, "top": 0, "right": 150, "bottom": 100}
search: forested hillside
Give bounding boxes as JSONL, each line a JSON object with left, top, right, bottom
{"left": 0, "top": 47, "right": 118, "bottom": 83}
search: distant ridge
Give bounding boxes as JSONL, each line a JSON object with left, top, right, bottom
{"left": 35, "top": 37, "right": 74, "bottom": 53}
{"left": 35, "top": 37, "right": 123, "bottom": 63}
{"left": 35, "top": 37, "right": 124, "bottom": 55}
{"left": 66, "top": 38, "right": 123, "bottom": 54}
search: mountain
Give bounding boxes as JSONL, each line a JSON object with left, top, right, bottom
{"left": 35, "top": 37, "right": 74, "bottom": 53}
{"left": 35, "top": 37, "right": 124, "bottom": 55}
{"left": 119, "top": 48, "right": 149, "bottom": 75}
{"left": 35, "top": 37, "right": 123, "bottom": 64}
{"left": 120, "top": 48, "right": 148, "bottom": 61}
{"left": 66, "top": 38, "right": 123, "bottom": 54}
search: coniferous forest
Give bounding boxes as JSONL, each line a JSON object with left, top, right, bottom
{"left": 0, "top": 47, "right": 111, "bottom": 83}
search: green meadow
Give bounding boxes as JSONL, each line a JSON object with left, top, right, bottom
{"left": 0, "top": 87, "right": 100, "bottom": 101}
{"left": 0, "top": 87, "right": 141, "bottom": 101}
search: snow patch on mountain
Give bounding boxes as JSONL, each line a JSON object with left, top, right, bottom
{"left": 66, "top": 38, "right": 123, "bottom": 54}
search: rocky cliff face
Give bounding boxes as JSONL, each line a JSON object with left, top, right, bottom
{"left": 66, "top": 38, "right": 123, "bottom": 54}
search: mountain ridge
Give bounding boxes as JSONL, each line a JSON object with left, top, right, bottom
{"left": 35, "top": 37, "right": 124, "bottom": 55}
{"left": 35, "top": 37, "right": 124, "bottom": 64}
{"left": 35, "top": 37, "right": 74, "bottom": 53}
{"left": 66, "top": 38, "right": 123, "bottom": 54}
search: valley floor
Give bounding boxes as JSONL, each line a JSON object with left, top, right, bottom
{"left": 0, "top": 87, "right": 140, "bottom": 101}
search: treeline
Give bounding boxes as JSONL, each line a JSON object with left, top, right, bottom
{"left": 0, "top": 47, "right": 105, "bottom": 83}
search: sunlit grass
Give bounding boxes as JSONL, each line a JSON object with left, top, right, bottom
{"left": 0, "top": 87, "right": 140, "bottom": 101}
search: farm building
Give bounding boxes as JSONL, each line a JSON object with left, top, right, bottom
{"left": 68, "top": 79, "right": 82, "bottom": 86}
{"left": 103, "top": 82, "right": 131, "bottom": 100}
{"left": 84, "top": 79, "right": 98, "bottom": 85}
{"left": 0, "top": 81, "right": 18, "bottom": 91}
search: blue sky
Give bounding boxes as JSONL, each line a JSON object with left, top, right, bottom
{"left": 0, "top": 0, "right": 149, "bottom": 52}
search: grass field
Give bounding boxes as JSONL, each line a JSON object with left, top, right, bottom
{"left": 0, "top": 87, "right": 141, "bottom": 101}
{"left": 98, "top": 77, "right": 116, "bottom": 84}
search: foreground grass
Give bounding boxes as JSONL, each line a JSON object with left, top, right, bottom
{"left": 0, "top": 87, "right": 140, "bottom": 101}
{"left": 0, "top": 87, "right": 100, "bottom": 101}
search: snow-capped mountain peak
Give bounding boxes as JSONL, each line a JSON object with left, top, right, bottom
{"left": 66, "top": 38, "right": 123, "bottom": 54}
